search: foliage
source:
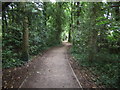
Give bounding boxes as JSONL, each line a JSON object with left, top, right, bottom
{"left": 71, "top": 47, "right": 120, "bottom": 88}
{"left": 70, "top": 2, "right": 120, "bottom": 88}
{"left": 2, "top": 2, "right": 120, "bottom": 88}
{"left": 2, "top": 2, "right": 66, "bottom": 68}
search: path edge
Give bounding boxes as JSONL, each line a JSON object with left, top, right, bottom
{"left": 18, "top": 75, "right": 29, "bottom": 89}
{"left": 68, "top": 58, "right": 83, "bottom": 88}
{"left": 66, "top": 45, "right": 83, "bottom": 89}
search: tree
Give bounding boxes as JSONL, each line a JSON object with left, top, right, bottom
{"left": 88, "top": 3, "right": 101, "bottom": 62}
{"left": 22, "top": 16, "right": 29, "bottom": 61}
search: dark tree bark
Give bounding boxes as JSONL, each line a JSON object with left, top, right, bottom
{"left": 68, "top": 24, "right": 71, "bottom": 42}
{"left": 72, "top": 2, "right": 77, "bottom": 45}
{"left": 113, "top": 2, "right": 120, "bottom": 21}
{"left": 43, "top": 2, "right": 47, "bottom": 26}
{"left": 68, "top": 3, "right": 73, "bottom": 42}
{"left": 20, "top": 3, "right": 29, "bottom": 61}
{"left": 2, "top": 2, "right": 11, "bottom": 11}
{"left": 77, "top": 2, "right": 80, "bottom": 26}
{"left": 22, "top": 16, "right": 29, "bottom": 61}
{"left": 88, "top": 3, "right": 100, "bottom": 62}
{"left": 55, "top": 2, "right": 62, "bottom": 44}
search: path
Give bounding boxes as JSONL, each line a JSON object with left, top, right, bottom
{"left": 19, "top": 42, "right": 81, "bottom": 88}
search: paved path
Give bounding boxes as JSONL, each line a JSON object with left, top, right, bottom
{"left": 20, "top": 43, "right": 80, "bottom": 88}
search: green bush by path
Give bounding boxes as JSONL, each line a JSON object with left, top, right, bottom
{"left": 70, "top": 47, "right": 120, "bottom": 88}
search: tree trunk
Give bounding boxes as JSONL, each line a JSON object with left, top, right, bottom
{"left": 113, "top": 2, "right": 120, "bottom": 21}
{"left": 88, "top": 3, "right": 100, "bottom": 62}
{"left": 22, "top": 16, "right": 29, "bottom": 61}
{"left": 68, "top": 24, "right": 71, "bottom": 42}
{"left": 55, "top": 2, "right": 62, "bottom": 44}
{"left": 43, "top": 2, "right": 47, "bottom": 26}
{"left": 88, "top": 29, "right": 98, "bottom": 62}
{"left": 77, "top": 2, "right": 80, "bottom": 26}
{"left": 68, "top": 3, "right": 74, "bottom": 43}
{"left": 72, "top": 2, "right": 77, "bottom": 45}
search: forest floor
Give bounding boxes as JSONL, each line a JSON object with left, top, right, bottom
{"left": 2, "top": 42, "right": 102, "bottom": 88}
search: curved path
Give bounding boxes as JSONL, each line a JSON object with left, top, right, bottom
{"left": 19, "top": 43, "right": 81, "bottom": 88}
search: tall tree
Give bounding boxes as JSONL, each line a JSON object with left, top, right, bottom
{"left": 54, "top": 2, "right": 63, "bottom": 44}
{"left": 20, "top": 2, "right": 29, "bottom": 61}
{"left": 68, "top": 3, "right": 73, "bottom": 42}
{"left": 22, "top": 16, "right": 29, "bottom": 61}
{"left": 88, "top": 3, "right": 101, "bottom": 62}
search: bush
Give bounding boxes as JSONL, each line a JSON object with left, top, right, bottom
{"left": 70, "top": 47, "right": 120, "bottom": 88}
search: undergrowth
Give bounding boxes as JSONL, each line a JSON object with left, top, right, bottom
{"left": 2, "top": 43, "right": 62, "bottom": 69}
{"left": 70, "top": 47, "right": 120, "bottom": 88}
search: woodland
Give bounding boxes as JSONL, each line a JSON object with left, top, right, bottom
{"left": 2, "top": 2, "right": 120, "bottom": 88}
